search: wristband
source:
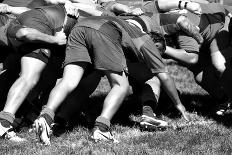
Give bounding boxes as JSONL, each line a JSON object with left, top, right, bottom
{"left": 184, "top": 2, "right": 188, "bottom": 9}
{"left": 178, "top": 1, "right": 182, "bottom": 9}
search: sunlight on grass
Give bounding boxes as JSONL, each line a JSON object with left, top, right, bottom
{"left": 1, "top": 62, "right": 232, "bottom": 155}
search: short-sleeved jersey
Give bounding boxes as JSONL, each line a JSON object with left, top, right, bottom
{"left": 76, "top": 16, "right": 168, "bottom": 74}
{"left": 7, "top": 4, "right": 78, "bottom": 38}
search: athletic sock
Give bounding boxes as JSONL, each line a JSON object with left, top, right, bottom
{"left": 95, "top": 116, "right": 110, "bottom": 132}
{"left": 142, "top": 105, "right": 155, "bottom": 118}
{"left": 40, "top": 107, "right": 55, "bottom": 127}
{"left": 0, "top": 111, "right": 15, "bottom": 128}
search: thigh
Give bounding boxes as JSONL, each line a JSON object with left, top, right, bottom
{"left": 20, "top": 56, "right": 46, "bottom": 79}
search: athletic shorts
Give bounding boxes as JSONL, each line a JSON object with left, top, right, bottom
{"left": 64, "top": 27, "right": 128, "bottom": 73}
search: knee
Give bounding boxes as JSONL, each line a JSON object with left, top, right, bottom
{"left": 15, "top": 28, "right": 29, "bottom": 40}
{"left": 189, "top": 54, "right": 199, "bottom": 65}
{"left": 117, "top": 78, "right": 130, "bottom": 95}
{"left": 60, "top": 78, "right": 79, "bottom": 93}
{"left": 19, "top": 74, "right": 40, "bottom": 89}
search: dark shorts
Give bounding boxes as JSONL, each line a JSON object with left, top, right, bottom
{"left": 64, "top": 27, "right": 127, "bottom": 73}
{"left": 23, "top": 48, "right": 51, "bottom": 63}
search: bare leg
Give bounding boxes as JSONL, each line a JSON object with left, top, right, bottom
{"left": 56, "top": 70, "right": 102, "bottom": 122}
{"left": 92, "top": 71, "right": 129, "bottom": 143}
{"left": 100, "top": 71, "right": 129, "bottom": 121}
{"left": 34, "top": 63, "right": 86, "bottom": 145}
{"left": 45, "top": 63, "right": 86, "bottom": 113}
{"left": 3, "top": 57, "right": 46, "bottom": 115}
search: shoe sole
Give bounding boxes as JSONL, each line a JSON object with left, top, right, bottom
{"left": 34, "top": 118, "right": 51, "bottom": 145}
{"left": 91, "top": 130, "right": 119, "bottom": 143}
{"left": 140, "top": 122, "right": 167, "bottom": 131}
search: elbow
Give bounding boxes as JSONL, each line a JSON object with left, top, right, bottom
{"left": 188, "top": 54, "right": 199, "bottom": 65}
{"left": 15, "top": 28, "right": 29, "bottom": 40}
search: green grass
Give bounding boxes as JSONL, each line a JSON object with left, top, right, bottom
{"left": 1, "top": 61, "right": 232, "bottom": 155}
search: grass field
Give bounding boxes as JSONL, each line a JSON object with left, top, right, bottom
{"left": 1, "top": 1, "right": 232, "bottom": 154}
{"left": 1, "top": 61, "right": 232, "bottom": 155}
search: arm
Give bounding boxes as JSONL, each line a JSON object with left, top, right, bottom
{"left": 110, "top": 3, "right": 132, "bottom": 15}
{"left": 165, "top": 46, "right": 199, "bottom": 65}
{"left": 158, "top": 0, "right": 202, "bottom": 14}
{"left": 69, "top": 2, "right": 102, "bottom": 16}
{"left": 7, "top": 6, "right": 30, "bottom": 15}
{"left": 15, "top": 28, "right": 66, "bottom": 45}
{"left": 0, "top": 3, "right": 30, "bottom": 15}
{"left": 44, "top": 0, "right": 95, "bottom": 4}
{"left": 177, "top": 15, "right": 203, "bottom": 44}
{"left": 156, "top": 72, "right": 190, "bottom": 121}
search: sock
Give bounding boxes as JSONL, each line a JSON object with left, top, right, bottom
{"left": 141, "top": 84, "right": 158, "bottom": 110}
{"left": 142, "top": 106, "right": 155, "bottom": 118}
{"left": 0, "top": 111, "right": 15, "bottom": 128}
{"left": 95, "top": 116, "right": 110, "bottom": 132}
{"left": 40, "top": 107, "right": 55, "bottom": 126}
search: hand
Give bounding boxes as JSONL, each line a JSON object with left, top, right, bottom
{"left": 0, "top": 3, "right": 10, "bottom": 13}
{"left": 176, "top": 103, "right": 191, "bottom": 121}
{"left": 54, "top": 29, "right": 67, "bottom": 45}
{"left": 64, "top": 1, "right": 79, "bottom": 18}
{"left": 130, "top": 8, "right": 144, "bottom": 16}
{"left": 186, "top": 2, "right": 202, "bottom": 15}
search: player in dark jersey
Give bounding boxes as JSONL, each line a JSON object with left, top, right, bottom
{"left": 0, "top": 3, "right": 79, "bottom": 142}
{"left": 0, "top": 1, "right": 121, "bottom": 143}
{"left": 50, "top": 0, "right": 206, "bottom": 134}
{"left": 33, "top": 15, "right": 189, "bottom": 144}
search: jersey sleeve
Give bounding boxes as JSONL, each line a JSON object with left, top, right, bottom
{"left": 176, "top": 32, "right": 200, "bottom": 54}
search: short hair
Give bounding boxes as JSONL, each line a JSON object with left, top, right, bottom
{"left": 148, "top": 31, "right": 166, "bottom": 53}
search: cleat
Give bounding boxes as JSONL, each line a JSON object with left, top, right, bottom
{"left": 34, "top": 117, "right": 51, "bottom": 145}
{"left": 91, "top": 127, "right": 119, "bottom": 143}
{"left": 216, "top": 102, "right": 232, "bottom": 116}
{"left": 0, "top": 122, "right": 27, "bottom": 142}
{"left": 140, "top": 115, "right": 168, "bottom": 131}
{"left": 5, "top": 130, "right": 27, "bottom": 143}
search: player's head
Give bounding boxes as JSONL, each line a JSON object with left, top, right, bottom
{"left": 148, "top": 31, "right": 166, "bottom": 54}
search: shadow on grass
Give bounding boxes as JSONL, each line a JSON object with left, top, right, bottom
{"left": 64, "top": 91, "right": 232, "bottom": 132}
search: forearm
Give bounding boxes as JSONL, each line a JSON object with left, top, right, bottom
{"left": 16, "top": 28, "right": 58, "bottom": 44}
{"left": 158, "top": 0, "right": 202, "bottom": 14}
{"left": 7, "top": 6, "right": 30, "bottom": 15}
{"left": 72, "top": 3, "right": 102, "bottom": 16}
{"left": 158, "top": 0, "right": 181, "bottom": 11}
{"left": 157, "top": 72, "right": 186, "bottom": 110}
{"left": 165, "top": 46, "right": 198, "bottom": 65}
{"left": 44, "top": 0, "right": 70, "bottom": 4}
{"left": 110, "top": 3, "right": 132, "bottom": 14}
{"left": 71, "top": 0, "right": 95, "bottom": 4}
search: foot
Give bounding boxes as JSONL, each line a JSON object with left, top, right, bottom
{"left": 91, "top": 126, "right": 119, "bottom": 143}
{"left": 34, "top": 117, "right": 52, "bottom": 145}
{"left": 0, "top": 122, "right": 27, "bottom": 143}
{"left": 216, "top": 102, "right": 232, "bottom": 116}
{"left": 140, "top": 114, "right": 168, "bottom": 131}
